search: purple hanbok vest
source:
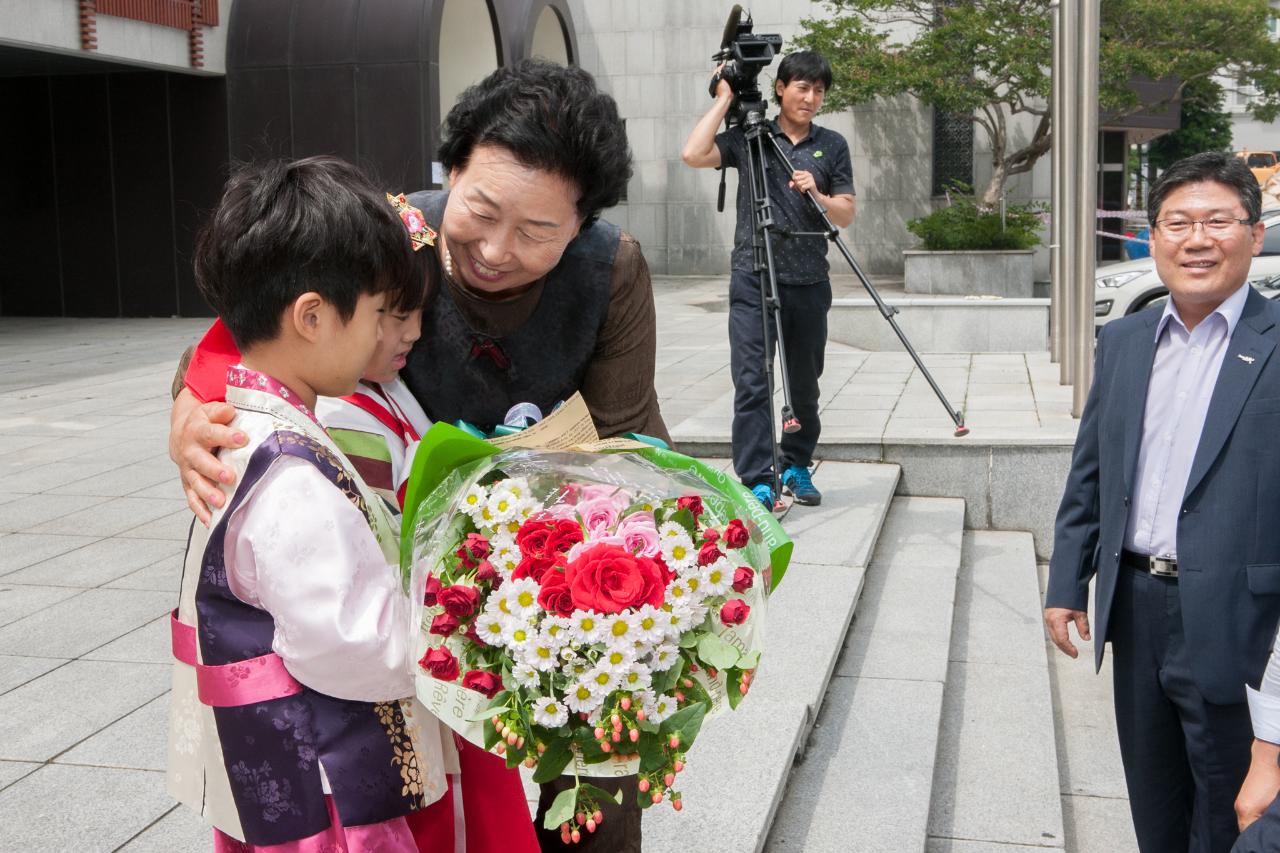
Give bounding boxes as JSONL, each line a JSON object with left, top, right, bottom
{"left": 179, "top": 430, "right": 426, "bottom": 846}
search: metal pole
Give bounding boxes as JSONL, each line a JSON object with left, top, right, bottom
{"left": 1072, "top": 0, "right": 1100, "bottom": 416}
{"left": 1058, "top": 0, "right": 1078, "bottom": 386}
{"left": 1049, "top": 0, "right": 1063, "bottom": 363}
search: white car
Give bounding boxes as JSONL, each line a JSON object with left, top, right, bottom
{"left": 1095, "top": 211, "right": 1280, "bottom": 328}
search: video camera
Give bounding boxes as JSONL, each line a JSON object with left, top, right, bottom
{"left": 711, "top": 5, "right": 783, "bottom": 127}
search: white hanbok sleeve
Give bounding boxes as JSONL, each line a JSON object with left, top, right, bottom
{"left": 224, "top": 456, "right": 414, "bottom": 702}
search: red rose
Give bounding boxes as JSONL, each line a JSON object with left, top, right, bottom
{"left": 545, "top": 518, "right": 584, "bottom": 556}
{"left": 423, "top": 573, "right": 442, "bottom": 606}
{"left": 516, "top": 520, "right": 555, "bottom": 559}
{"left": 513, "top": 554, "right": 551, "bottom": 583}
{"left": 654, "top": 555, "right": 676, "bottom": 583}
{"left": 564, "top": 543, "right": 665, "bottom": 614}
{"left": 429, "top": 612, "right": 460, "bottom": 636}
{"left": 438, "top": 584, "right": 481, "bottom": 619}
{"left": 720, "top": 598, "right": 750, "bottom": 626}
{"left": 474, "top": 560, "right": 498, "bottom": 584}
{"left": 419, "top": 646, "right": 459, "bottom": 681}
{"left": 724, "top": 519, "right": 750, "bottom": 549}
{"left": 455, "top": 545, "right": 476, "bottom": 569}
{"left": 677, "top": 495, "right": 704, "bottom": 518}
{"left": 702, "top": 528, "right": 720, "bottom": 543}
{"left": 461, "top": 669, "right": 503, "bottom": 699}
{"left": 698, "top": 542, "right": 723, "bottom": 567}
{"left": 464, "top": 620, "right": 487, "bottom": 647}
{"left": 464, "top": 533, "right": 491, "bottom": 560}
{"left": 537, "top": 569, "right": 576, "bottom": 617}
{"left": 732, "top": 566, "right": 755, "bottom": 593}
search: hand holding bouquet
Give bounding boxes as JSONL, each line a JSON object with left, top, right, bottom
{"left": 405, "top": 433, "right": 788, "bottom": 840}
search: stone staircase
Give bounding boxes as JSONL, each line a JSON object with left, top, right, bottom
{"left": 635, "top": 462, "right": 1066, "bottom": 853}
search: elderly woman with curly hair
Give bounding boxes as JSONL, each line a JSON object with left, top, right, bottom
{"left": 170, "top": 59, "right": 660, "bottom": 853}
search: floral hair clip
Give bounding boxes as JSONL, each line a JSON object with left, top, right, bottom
{"left": 386, "top": 192, "right": 437, "bottom": 252}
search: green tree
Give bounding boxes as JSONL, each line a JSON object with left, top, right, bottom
{"left": 796, "top": 0, "right": 1280, "bottom": 204}
{"left": 1146, "top": 78, "right": 1234, "bottom": 171}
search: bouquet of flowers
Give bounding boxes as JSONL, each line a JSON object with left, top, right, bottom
{"left": 403, "top": 431, "right": 789, "bottom": 842}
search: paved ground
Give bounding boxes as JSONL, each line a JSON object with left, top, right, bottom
{"left": 0, "top": 280, "right": 1093, "bottom": 851}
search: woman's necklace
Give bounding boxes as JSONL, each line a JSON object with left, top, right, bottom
{"left": 441, "top": 239, "right": 455, "bottom": 281}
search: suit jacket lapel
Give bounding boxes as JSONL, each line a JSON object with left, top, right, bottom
{"left": 1183, "top": 289, "right": 1277, "bottom": 501}
{"left": 1122, "top": 312, "right": 1162, "bottom": 494}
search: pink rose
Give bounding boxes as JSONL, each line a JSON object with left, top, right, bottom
{"left": 720, "top": 598, "right": 750, "bottom": 626}
{"left": 419, "top": 646, "right": 459, "bottom": 681}
{"left": 732, "top": 566, "right": 755, "bottom": 593}
{"left": 567, "top": 535, "right": 625, "bottom": 562}
{"left": 702, "top": 528, "right": 720, "bottom": 544}
{"left": 577, "top": 484, "right": 631, "bottom": 509}
{"left": 616, "top": 511, "right": 660, "bottom": 557}
{"left": 577, "top": 498, "right": 621, "bottom": 536}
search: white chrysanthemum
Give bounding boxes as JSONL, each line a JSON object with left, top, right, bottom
{"left": 461, "top": 483, "right": 489, "bottom": 518}
{"left": 599, "top": 612, "right": 639, "bottom": 648}
{"left": 511, "top": 661, "right": 540, "bottom": 689}
{"left": 700, "top": 558, "right": 733, "bottom": 596}
{"left": 541, "top": 616, "right": 574, "bottom": 648}
{"left": 659, "top": 602, "right": 696, "bottom": 637}
{"left": 658, "top": 520, "right": 687, "bottom": 541}
{"left": 501, "top": 618, "right": 537, "bottom": 649}
{"left": 584, "top": 662, "right": 620, "bottom": 696}
{"left": 490, "top": 543, "right": 520, "bottom": 576}
{"left": 486, "top": 484, "right": 521, "bottom": 524}
{"left": 494, "top": 578, "right": 541, "bottom": 620}
{"left": 632, "top": 605, "right": 667, "bottom": 645}
{"left": 598, "top": 643, "right": 637, "bottom": 675}
{"left": 647, "top": 642, "right": 680, "bottom": 672}
{"left": 617, "top": 661, "right": 653, "bottom": 693}
{"left": 664, "top": 578, "right": 699, "bottom": 610}
{"left": 675, "top": 568, "right": 708, "bottom": 604}
{"left": 564, "top": 678, "right": 605, "bottom": 714}
{"left": 522, "top": 633, "right": 562, "bottom": 672}
{"left": 661, "top": 533, "right": 697, "bottom": 570}
{"left": 515, "top": 498, "right": 541, "bottom": 523}
{"left": 502, "top": 477, "right": 531, "bottom": 501}
{"left": 560, "top": 652, "right": 592, "bottom": 681}
{"left": 642, "top": 691, "right": 678, "bottom": 724}
{"left": 531, "top": 696, "right": 569, "bottom": 728}
{"left": 567, "top": 610, "right": 605, "bottom": 645}
{"left": 473, "top": 610, "right": 508, "bottom": 647}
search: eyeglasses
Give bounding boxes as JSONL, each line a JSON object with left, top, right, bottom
{"left": 1152, "top": 217, "right": 1254, "bottom": 240}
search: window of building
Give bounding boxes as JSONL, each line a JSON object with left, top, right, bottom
{"left": 932, "top": 109, "right": 973, "bottom": 196}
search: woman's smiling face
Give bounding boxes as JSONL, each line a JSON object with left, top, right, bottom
{"left": 441, "top": 144, "right": 582, "bottom": 295}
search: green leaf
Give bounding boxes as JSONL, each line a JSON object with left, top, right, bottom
{"left": 660, "top": 702, "right": 708, "bottom": 750}
{"left": 668, "top": 508, "right": 697, "bottom": 537}
{"left": 541, "top": 786, "right": 578, "bottom": 831}
{"left": 637, "top": 731, "right": 666, "bottom": 773}
{"left": 726, "top": 669, "right": 745, "bottom": 710}
{"left": 738, "top": 650, "right": 761, "bottom": 669}
{"left": 464, "top": 691, "right": 512, "bottom": 722}
{"left": 651, "top": 659, "right": 685, "bottom": 696}
{"left": 677, "top": 631, "right": 698, "bottom": 649}
{"left": 578, "top": 782, "right": 625, "bottom": 808}
{"left": 696, "top": 633, "right": 741, "bottom": 671}
{"left": 532, "top": 736, "right": 575, "bottom": 784}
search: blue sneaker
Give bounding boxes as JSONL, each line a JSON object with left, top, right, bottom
{"left": 751, "top": 483, "right": 777, "bottom": 511}
{"left": 782, "top": 466, "right": 822, "bottom": 506}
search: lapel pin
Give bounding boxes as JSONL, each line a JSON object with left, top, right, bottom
{"left": 1239, "top": 354, "right": 1256, "bottom": 364}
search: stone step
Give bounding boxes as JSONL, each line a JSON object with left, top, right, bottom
{"left": 926, "top": 531, "right": 1064, "bottom": 851}
{"left": 644, "top": 461, "right": 902, "bottom": 853}
{"left": 765, "top": 496, "right": 968, "bottom": 853}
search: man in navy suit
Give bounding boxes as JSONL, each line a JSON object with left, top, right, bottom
{"left": 1045, "top": 152, "right": 1279, "bottom": 853}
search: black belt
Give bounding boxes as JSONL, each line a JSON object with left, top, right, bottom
{"left": 1121, "top": 549, "right": 1178, "bottom": 578}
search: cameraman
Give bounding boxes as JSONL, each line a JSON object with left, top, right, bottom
{"left": 682, "top": 50, "right": 855, "bottom": 509}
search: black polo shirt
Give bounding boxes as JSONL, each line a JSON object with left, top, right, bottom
{"left": 715, "top": 120, "right": 854, "bottom": 285}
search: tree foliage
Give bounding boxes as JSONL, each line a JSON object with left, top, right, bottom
{"left": 795, "top": 0, "right": 1280, "bottom": 203}
{"left": 1147, "top": 78, "right": 1234, "bottom": 172}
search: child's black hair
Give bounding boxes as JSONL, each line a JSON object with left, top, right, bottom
{"left": 195, "top": 155, "right": 415, "bottom": 349}
{"left": 389, "top": 242, "right": 440, "bottom": 315}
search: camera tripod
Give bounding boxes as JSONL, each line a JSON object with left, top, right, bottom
{"left": 728, "top": 102, "right": 968, "bottom": 505}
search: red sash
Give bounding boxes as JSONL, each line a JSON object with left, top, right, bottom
{"left": 339, "top": 383, "right": 421, "bottom": 444}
